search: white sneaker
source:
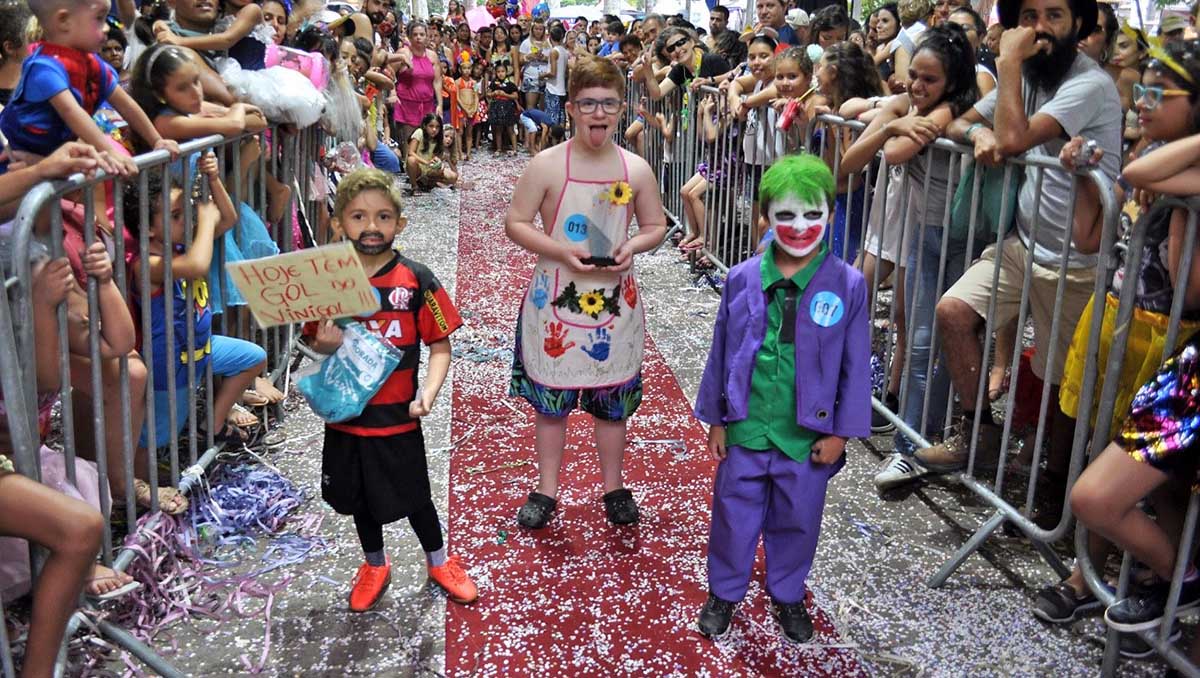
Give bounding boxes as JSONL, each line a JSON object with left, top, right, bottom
{"left": 873, "top": 453, "right": 928, "bottom": 491}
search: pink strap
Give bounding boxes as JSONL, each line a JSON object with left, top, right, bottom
{"left": 564, "top": 139, "right": 573, "bottom": 179}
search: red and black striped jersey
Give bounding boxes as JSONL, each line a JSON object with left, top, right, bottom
{"left": 314, "top": 251, "right": 462, "bottom": 437}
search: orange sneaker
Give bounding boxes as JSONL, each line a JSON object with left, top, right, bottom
{"left": 428, "top": 555, "right": 478, "bottom": 604}
{"left": 348, "top": 560, "right": 391, "bottom": 612}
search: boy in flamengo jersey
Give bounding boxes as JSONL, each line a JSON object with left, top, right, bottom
{"left": 504, "top": 56, "right": 667, "bottom": 529}
{"left": 307, "top": 168, "right": 478, "bottom": 612}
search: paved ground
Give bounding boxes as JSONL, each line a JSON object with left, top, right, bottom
{"left": 135, "top": 151, "right": 1180, "bottom": 677}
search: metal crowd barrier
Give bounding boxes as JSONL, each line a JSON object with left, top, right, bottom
{"left": 0, "top": 120, "right": 321, "bottom": 675}
{"left": 616, "top": 78, "right": 802, "bottom": 272}
{"left": 805, "top": 115, "right": 1200, "bottom": 674}
{"left": 1076, "top": 198, "right": 1200, "bottom": 678}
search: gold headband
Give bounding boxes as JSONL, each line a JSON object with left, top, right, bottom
{"left": 1121, "top": 22, "right": 1195, "bottom": 86}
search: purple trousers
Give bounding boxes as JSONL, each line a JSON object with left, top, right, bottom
{"left": 707, "top": 445, "right": 843, "bottom": 604}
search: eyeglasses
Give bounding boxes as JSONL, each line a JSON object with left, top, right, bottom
{"left": 574, "top": 98, "right": 623, "bottom": 114}
{"left": 1133, "top": 83, "right": 1192, "bottom": 109}
{"left": 666, "top": 37, "right": 689, "bottom": 52}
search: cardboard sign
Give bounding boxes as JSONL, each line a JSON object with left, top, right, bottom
{"left": 227, "top": 242, "right": 379, "bottom": 328}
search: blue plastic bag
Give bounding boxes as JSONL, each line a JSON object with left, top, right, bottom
{"left": 296, "top": 321, "right": 404, "bottom": 423}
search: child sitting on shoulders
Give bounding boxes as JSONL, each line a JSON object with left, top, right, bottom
{"left": 0, "top": 0, "right": 180, "bottom": 175}
{"left": 693, "top": 154, "right": 870, "bottom": 642}
{"left": 306, "top": 168, "right": 477, "bottom": 612}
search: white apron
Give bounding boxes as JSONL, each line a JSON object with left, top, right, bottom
{"left": 519, "top": 141, "right": 645, "bottom": 389}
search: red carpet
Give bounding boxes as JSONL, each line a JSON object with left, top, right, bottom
{"left": 445, "top": 155, "right": 864, "bottom": 677}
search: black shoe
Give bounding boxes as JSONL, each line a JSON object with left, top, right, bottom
{"left": 697, "top": 593, "right": 736, "bottom": 638}
{"left": 516, "top": 492, "right": 557, "bottom": 529}
{"left": 603, "top": 488, "right": 639, "bottom": 525}
{"left": 1105, "top": 577, "right": 1200, "bottom": 632}
{"left": 774, "top": 599, "right": 813, "bottom": 643}
{"left": 871, "top": 392, "right": 899, "bottom": 433}
{"left": 1032, "top": 581, "right": 1103, "bottom": 624}
{"left": 1118, "top": 624, "right": 1181, "bottom": 659}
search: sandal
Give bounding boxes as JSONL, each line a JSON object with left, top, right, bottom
{"left": 516, "top": 492, "right": 557, "bottom": 529}
{"left": 133, "top": 479, "right": 189, "bottom": 515}
{"left": 254, "top": 376, "right": 286, "bottom": 404}
{"left": 86, "top": 564, "right": 140, "bottom": 601}
{"left": 227, "top": 404, "right": 259, "bottom": 428}
{"left": 603, "top": 488, "right": 640, "bottom": 526}
{"left": 241, "top": 390, "right": 270, "bottom": 407}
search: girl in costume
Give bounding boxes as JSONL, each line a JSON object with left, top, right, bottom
{"left": 470, "top": 59, "right": 489, "bottom": 150}
{"left": 488, "top": 61, "right": 520, "bottom": 155}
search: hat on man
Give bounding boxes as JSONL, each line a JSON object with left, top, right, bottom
{"left": 1159, "top": 13, "right": 1188, "bottom": 35}
{"left": 996, "top": 0, "right": 1097, "bottom": 40}
{"left": 786, "top": 8, "right": 810, "bottom": 29}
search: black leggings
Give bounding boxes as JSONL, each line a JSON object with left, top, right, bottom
{"left": 353, "top": 501, "right": 444, "bottom": 554}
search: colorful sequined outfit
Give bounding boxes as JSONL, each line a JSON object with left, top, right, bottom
{"left": 1118, "top": 331, "right": 1200, "bottom": 491}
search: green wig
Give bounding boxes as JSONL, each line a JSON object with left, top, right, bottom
{"left": 758, "top": 154, "right": 835, "bottom": 212}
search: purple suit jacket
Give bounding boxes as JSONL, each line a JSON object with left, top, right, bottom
{"left": 694, "top": 252, "right": 872, "bottom": 440}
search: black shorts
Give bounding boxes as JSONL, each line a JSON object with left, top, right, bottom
{"left": 321, "top": 427, "right": 431, "bottom": 523}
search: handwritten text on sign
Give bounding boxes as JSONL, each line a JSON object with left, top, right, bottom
{"left": 227, "top": 242, "right": 379, "bottom": 328}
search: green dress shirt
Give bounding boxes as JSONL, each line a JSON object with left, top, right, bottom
{"left": 726, "top": 242, "right": 828, "bottom": 462}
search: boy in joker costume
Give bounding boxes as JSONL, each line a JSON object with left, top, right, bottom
{"left": 694, "top": 154, "right": 870, "bottom": 641}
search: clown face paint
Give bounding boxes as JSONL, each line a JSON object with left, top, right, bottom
{"left": 769, "top": 196, "right": 828, "bottom": 258}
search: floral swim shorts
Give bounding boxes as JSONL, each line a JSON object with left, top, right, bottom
{"left": 509, "top": 319, "right": 642, "bottom": 421}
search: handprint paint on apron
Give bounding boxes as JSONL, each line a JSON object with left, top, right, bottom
{"left": 519, "top": 141, "right": 645, "bottom": 389}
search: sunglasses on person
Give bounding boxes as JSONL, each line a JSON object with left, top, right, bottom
{"left": 666, "top": 37, "right": 689, "bottom": 52}
{"left": 1133, "top": 83, "right": 1191, "bottom": 110}
{"left": 573, "top": 98, "right": 623, "bottom": 114}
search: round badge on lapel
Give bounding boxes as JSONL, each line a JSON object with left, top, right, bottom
{"left": 809, "top": 291, "right": 844, "bottom": 328}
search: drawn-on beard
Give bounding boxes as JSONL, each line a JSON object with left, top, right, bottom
{"left": 351, "top": 233, "right": 390, "bottom": 254}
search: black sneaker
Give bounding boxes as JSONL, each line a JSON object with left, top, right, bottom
{"left": 1105, "top": 577, "right": 1200, "bottom": 632}
{"left": 697, "top": 593, "right": 736, "bottom": 638}
{"left": 1033, "top": 581, "right": 1102, "bottom": 624}
{"left": 871, "top": 392, "right": 899, "bottom": 434}
{"left": 1118, "top": 624, "right": 1181, "bottom": 659}
{"left": 603, "top": 488, "right": 639, "bottom": 525}
{"left": 774, "top": 599, "right": 813, "bottom": 643}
